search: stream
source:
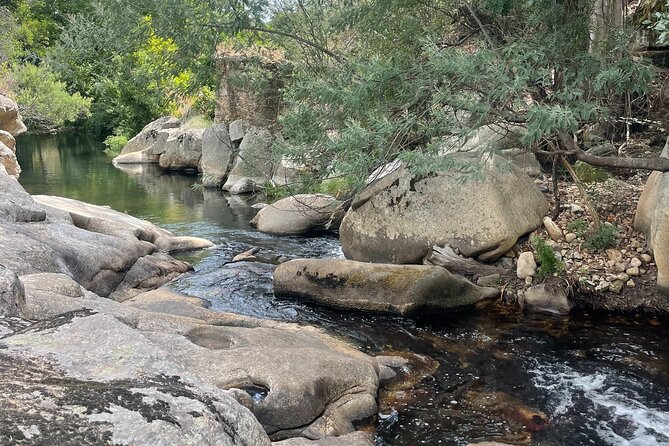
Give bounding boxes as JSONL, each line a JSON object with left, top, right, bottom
{"left": 16, "top": 132, "right": 669, "bottom": 446}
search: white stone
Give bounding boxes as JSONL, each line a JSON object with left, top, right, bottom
{"left": 516, "top": 252, "right": 537, "bottom": 279}
{"left": 543, "top": 217, "right": 563, "bottom": 241}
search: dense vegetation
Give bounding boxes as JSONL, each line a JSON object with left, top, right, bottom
{"left": 1, "top": 0, "right": 668, "bottom": 187}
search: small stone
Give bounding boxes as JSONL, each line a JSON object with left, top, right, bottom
{"left": 626, "top": 279, "right": 636, "bottom": 287}
{"left": 570, "top": 204, "right": 584, "bottom": 213}
{"left": 640, "top": 268, "right": 646, "bottom": 275}
{"left": 629, "top": 257, "right": 642, "bottom": 268}
{"left": 543, "top": 217, "right": 563, "bottom": 241}
{"left": 617, "top": 273, "right": 629, "bottom": 282}
{"left": 641, "top": 254, "right": 652, "bottom": 263}
{"left": 606, "top": 248, "right": 623, "bottom": 263}
{"left": 516, "top": 252, "right": 537, "bottom": 279}
{"left": 573, "top": 251, "right": 583, "bottom": 260}
{"left": 595, "top": 281, "right": 610, "bottom": 292}
{"left": 626, "top": 266, "right": 640, "bottom": 276}
{"left": 525, "top": 276, "right": 533, "bottom": 285}
{"left": 565, "top": 233, "right": 577, "bottom": 243}
{"left": 609, "top": 280, "right": 624, "bottom": 294}
{"left": 477, "top": 274, "right": 501, "bottom": 287}
{"left": 591, "top": 274, "right": 600, "bottom": 281}
{"left": 636, "top": 247, "right": 645, "bottom": 253}
{"left": 503, "top": 249, "right": 516, "bottom": 258}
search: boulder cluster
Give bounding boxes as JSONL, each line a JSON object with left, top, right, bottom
{"left": 113, "top": 116, "right": 300, "bottom": 194}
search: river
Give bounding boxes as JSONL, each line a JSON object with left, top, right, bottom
{"left": 16, "top": 132, "right": 669, "bottom": 446}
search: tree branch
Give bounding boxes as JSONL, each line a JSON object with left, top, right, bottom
{"left": 558, "top": 132, "right": 669, "bottom": 172}
{"left": 243, "top": 26, "right": 344, "bottom": 63}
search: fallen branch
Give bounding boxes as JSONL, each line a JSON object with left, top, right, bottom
{"left": 423, "top": 245, "right": 505, "bottom": 277}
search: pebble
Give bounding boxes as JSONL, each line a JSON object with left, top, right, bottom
{"left": 525, "top": 276, "right": 533, "bottom": 285}
{"left": 565, "top": 233, "right": 577, "bottom": 243}
{"left": 573, "top": 251, "right": 583, "bottom": 260}
{"left": 641, "top": 253, "right": 653, "bottom": 263}
{"left": 543, "top": 216, "right": 564, "bottom": 241}
{"left": 626, "top": 266, "right": 640, "bottom": 276}
{"left": 626, "top": 279, "right": 636, "bottom": 287}
{"left": 617, "top": 273, "right": 630, "bottom": 282}
{"left": 609, "top": 280, "right": 624, "bottom": 294}
{"left": 606, "top": 249, "right": 623, "bottom": 263}
{"left": 629, "top": 257, "right": 642, "bottom": 268}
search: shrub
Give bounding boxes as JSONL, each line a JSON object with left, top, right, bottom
{"left": 103, "top": 134, "right": 129, "bottom": 156}
{"left": 583, "top": 224, "right": 618, "bottom": 250}
{"left": 318, "top": 177, "right": 354, "bottom": 198}
{"left": 566, "top": 219, "right": 589, "bottom": 238}
{"left": 182, "top": 114, "right": 212, "bottom": 130}
{"left": 532, "top": 237, "right": 566, "bottom": 278}
{"left": 13, "top": 63, "right": 91, "bottom": 129}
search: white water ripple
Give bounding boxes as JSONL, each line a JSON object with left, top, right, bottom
{"left": 529, "top": 359, "right": 669, "bottom": 445}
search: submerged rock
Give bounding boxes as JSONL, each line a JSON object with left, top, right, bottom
{"left": 340, "top": 154, "right": 549, "bottom": 264}
{"left": 250, "top": 194, "right": 342, "bottom": 235}
{"left": 273, "top": 259, "right": 498, "bottom": 316}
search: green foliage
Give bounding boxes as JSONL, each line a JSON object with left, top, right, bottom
{"left": 566, "top": 219, "right": 589, "bottom": 238}
{"left": 643, "top": 0, "right": 669, "bottom": 45}
{"left": 583, "top": 224, "right": 619, "bottom": 250}
{"left": 262, "top": 181, "right": 291, "bottom": 202}
{"left": 572, "top": 161, "right": 610, "bottom": 183}
{"left": 12, "top": 63, "right": 91, "bottom": 129}
{"left": 532, "top": 237, "right": 566, "bottom": 278}
{"left": 318, "top": 177, "right": 354, "bottom": 198}
{"left": 103, "top": 134, "right": 129, "bottom": 156}
{"left": 182, "top": 115, "right": 213, "bottom": 130}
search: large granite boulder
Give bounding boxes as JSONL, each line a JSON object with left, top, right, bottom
{"left": 440, "top": 123, "right": 541, "bottom": 175}
{"left": 250, "top": 194, "right": 342, "bottom": 235}
{"left": 0, "top": 95, "right": 27, "bottom": 136}
{"left": 8, "top": 273, "right": 382, "bottom": 443}
{"left": 634, "top": 138, "right": 669, "bottom": 296}
{"left": 223, "top": 127, "right": 275, "bottom": 193}
{"left": 201, "top": 123, "right": 234, "bottom": 187}
{"left": 340, "top": 154, "right": 549, "bottom": 263}
{"left": 273, "top": 259, "right": 497, "bottom": 316}
{"left": 157, "top": 128, "right": 205, "bottom": 171}
{"left": 114, "top": 116, "right": 180, "bottom": 159}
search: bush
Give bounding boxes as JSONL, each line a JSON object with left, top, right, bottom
{"left": 318, "top": 177, "right": 354, "bottom": 198}
{"left": 182, "top": 114, "right": 212, "bottom": 129}
{"left": 566, "top": 219, "right": 589, "bottom": 237}
{"left": 12, "top": 63, "right": 91, "bottom": 129}
{"left": 572, "top": 161, "right": 609, "bottom": 184}
{"left": 583, "top": 224, "right": 618, "bottom": 250}
{"left": 103, "top": 134, "right": 129, "bottom": 156}
{"left": 532, "top": 237, "right": 566, "bottom": 278}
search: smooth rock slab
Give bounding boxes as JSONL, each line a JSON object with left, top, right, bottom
{"left": 33, "top": 195, "right": 213, "bottom": 253}
{"left": 273, "top": 259, "right": 497, "bottom": 316}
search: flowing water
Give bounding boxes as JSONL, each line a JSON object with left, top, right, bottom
{"left": 16, "top": 132, "right": 669, "bottom": 446}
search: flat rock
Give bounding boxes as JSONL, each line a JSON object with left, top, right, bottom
{"left": 273, "top": 259, "right": 498, "bottom": 316}
{"left": 33, "top": 195, "right": 213, "bottom": 253}
{"left": 520, "top": 283, "right": 572, "bottom": 315}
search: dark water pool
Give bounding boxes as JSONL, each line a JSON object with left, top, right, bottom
{"left": 16, "top": 132, "right": 669, "bottom": 446}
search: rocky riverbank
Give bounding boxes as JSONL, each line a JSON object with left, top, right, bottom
{"left": 0, "top": 96, "right": 391, "bottom": 445}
